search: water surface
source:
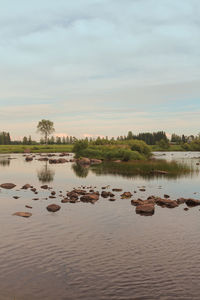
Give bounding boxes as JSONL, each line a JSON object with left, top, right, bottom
{"left": 0, "top": 152, "right": 200, "bottom": 300}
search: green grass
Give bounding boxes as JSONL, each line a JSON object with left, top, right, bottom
{"left": 0, "top": 144, "right": 73, "bottom": 154}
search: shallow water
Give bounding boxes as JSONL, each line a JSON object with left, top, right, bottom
{"left": 0, "top": 152, "right": 200, "bottom": 300}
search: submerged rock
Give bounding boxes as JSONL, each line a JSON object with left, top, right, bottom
{"left": 112, "top": 188, "right": 122, "bottom": 192}
{"left": 0, "top": 183, "right": 16, "bottom": 189}
{"left": 13, "top": 212, "right": 32, "bottom": 218}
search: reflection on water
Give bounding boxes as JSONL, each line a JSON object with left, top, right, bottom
{"left": 0, "top": 157, "right": 10, "bottom": 167}
{"left": 1, "top": 152, "right": 200, "bottom": 300}
{"left": 72, "top": 159, "right": 196, "bottom": 180}
{"left": 71, "top": 163, "right": 89, "bottom": 178}
{"left": 37, "top": 162, "right": 55, "bottom": 183}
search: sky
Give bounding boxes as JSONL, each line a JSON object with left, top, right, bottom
{"left": 0, "top": 0, "right": 200, "bottom": 140}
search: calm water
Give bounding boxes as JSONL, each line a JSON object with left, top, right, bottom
{"left": 0, "top": 152, "right": 200, "bottom": 300}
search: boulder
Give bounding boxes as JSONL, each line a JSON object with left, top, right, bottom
{"left": 0, "top": 183, "right": 16, "bottom": 189}
{"left": 46, "top": 204, "right": 61, "bottom": 212}
{"left": 155, "top": 198, "right": 178, "bottom": 208}
{"left": 13, "top": 212, "right": 32, "bottom": 218}
{"left": 185, "top": 199, "right": 200, "bottom": 207}
{"left": 177, "top": 198, "right": 186, "bottom": 204}
{"left": 136, "top": 204, "right": 155, "bottom": 216}
{"left": 80, "top": 193, "right": 99, "bottom": 203}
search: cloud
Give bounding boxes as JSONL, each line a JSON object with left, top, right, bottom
{"left": 0, "top": 0, "right": 199, "bottom": 138}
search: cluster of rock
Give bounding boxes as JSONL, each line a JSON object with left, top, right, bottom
{"left": 131, "top": 196, "right": 200, "bottom": 216}
{"left": 1, "top": 180, "right": 200, "bottom": 218}
{"left": 24, "top": 153, "right": 74, "bottom": 164}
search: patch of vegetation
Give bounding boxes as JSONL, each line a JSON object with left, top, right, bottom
{"left": 73, "top": 140, "right": 151, "bottom": 161}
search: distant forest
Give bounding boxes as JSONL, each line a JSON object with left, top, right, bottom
{"left": 0, "top": 130, "right": 197, "bottom": 145}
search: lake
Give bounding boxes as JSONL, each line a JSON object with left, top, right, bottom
{"left": 0, "top": 152, "right": 200, "bottom": 300}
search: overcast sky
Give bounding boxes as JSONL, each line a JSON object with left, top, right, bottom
{"left": 0, "top": 0, "right": 199, "bottom": 140}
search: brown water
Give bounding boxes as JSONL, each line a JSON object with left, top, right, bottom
{"left": 0, "top": 152, "right": 200, "bottom": 300}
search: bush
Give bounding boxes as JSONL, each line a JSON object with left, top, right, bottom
{"left": 73, "top": 140, "right": 89, "bottom": 157}
{"left": 127, "top": 140, "right": 151, "bottom": 156}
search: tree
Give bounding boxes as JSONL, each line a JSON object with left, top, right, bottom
{"left": 37, "top": 120, "right": 55, "bottom": 144}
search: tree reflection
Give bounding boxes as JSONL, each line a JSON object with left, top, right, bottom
{"left": 37, "top": 162, "right": 55, "bottom": 183}
{"left": 71, "top": 163, "right": 89, "bottom": 178}
{"left": 0, "top": 158, "right": 10, "bottom": 167}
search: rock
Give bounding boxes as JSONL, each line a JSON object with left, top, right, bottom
{"left": 185, "top": 199, "right": 200, "bottom": 207}
{"left": 59, "top": 152, "right": 70, "bottom": 157}
{"left": 121, "top": 192, "right": 132, "bottom": 199}
{"left": 139, "top": 189, "right": 146, "bottom": 192}
{"left": 80, "top": 193, "right": 99, "bottom": 203}
{"left": 13, "top": 212, "right": 32, "bottom": 218}
{"left": 25, "top": 205, "right": 32, "bottom": 209}
{"left": 32, "top": 198, "right": 39, "bottom": 200}
{"left": 67, "top": 191, "right": 79, "bottom": 200}
{"left": 0, "top": 183, "right": 16, "bottom": 189}
{"left": 109, "top": 198, "right": 116, "bottom": 201}
{"left": 114, "top": 160, "right": 122, "bottom": 163}
{"left": 25, "top": 156, "right": 33, "bottom": 162}
{"left": 184, "top": 207, "right": 189, "bottom": 211}
{"left": 21, "top": 184, "right": 32, "bottom": 189}
{"left": 136, "top": 204, "right": 155, "bottom": 216}
{"left": 51, "top": 191, "right": 56, "bottom": 195}
{"left": 41, "top": 185, "right": 48, "bottom": 189}
{"left": 155, "top": 198, "right": 178, "bottom": 208}
{"left": 112, "top": 188, "right": 122, "bottom": 192}
{"left": 38, "top": 157, "right": 49, "bottom": 161}
{"left": 90, "top": 159, "right": 102, "bottom": 165}
{"left": 71, "top": 189, "right": 87, "bottom": 196}
{"left": 49, "top": 158, "right": 67, "bottom": 164}
{"left": 101, "top": 191, "right": 111, "bottom": 198}
{"left": 49, "top": 195, "right": 56, "bottom": 199}
{"left": 61, "top": 198, "right": 71, "bottom": 203}
{"left": 46, "top": 204, "right": 61, "bottom": 212}
{"left": 31, "top": 188, "right": 37, "bottom": 192}
{"left": 13, "top": 196, "right": 20, "bottom": 199}
{"left": 77, "top": 157, "right": 91, "bottom": 165}
{"left": 177, "top": 198, "right": 186, "bottom": 204}
{"left": 164, "top": 194, "right": 170, "bottom": 199}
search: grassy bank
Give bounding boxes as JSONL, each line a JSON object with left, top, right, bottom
{"left": 0, "top": 144, "right": 73, "bottom": 154}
